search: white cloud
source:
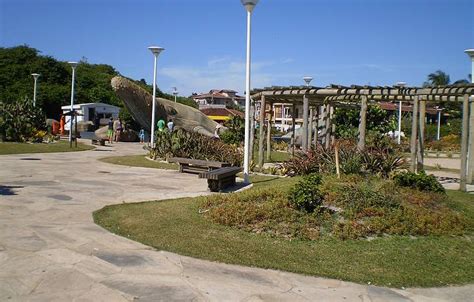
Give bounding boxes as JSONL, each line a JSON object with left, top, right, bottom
{"left": 160, "top": 57, "right": 276, "bottom": 96}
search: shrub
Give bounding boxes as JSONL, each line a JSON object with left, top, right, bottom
{"left": 334, "top": 104, "right": 396, "bottom": 138}
{"left": 220, "top": 116, "right": 245, "bottom": 145}
{"left": 0, "top": 98, "right": 46, "bottom": 142}
{"left": 271, "top": 140, "right": 289, "bottom": 151}
{"left": 425, "top": 134, "right": 460, "bottom": 152}
{"left": 321, "top": 175, "right": 461, "bottom": 239}
{"left": 393, "top": 171, "right": 445, "bottom": 193}
{"left": 151, "top": 128, "right": 243, "bottom": 166}
{"left": 288, "top": 173, "right": 324, "bottom": 213}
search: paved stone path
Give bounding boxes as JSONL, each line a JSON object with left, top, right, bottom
{"left": 0, "top": 142, "right": 472, "bottom": 301}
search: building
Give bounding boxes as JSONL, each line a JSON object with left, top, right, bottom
{"left": 199, "top": 105, "right": 244, "bottom": 124}
{"left": 61, "top": 103, "right": 120, "bottom": 130}
{"left": 191, "top": 89, "right": 245, "bottom": 109}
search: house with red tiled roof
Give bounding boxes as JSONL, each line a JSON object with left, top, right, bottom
{"left": 191, "top": 89, "right": 245, "bottom": 109}
{"left": 199, "top": 105, "right": 244, "bottom": 124}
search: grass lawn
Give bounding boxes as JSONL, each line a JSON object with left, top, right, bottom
{"left": 0, "top": 140, "right": 94, "bottom": 155}
{"left": 252, "top": 149, "right": 291, "bottom": 163}
{"left": 99, "top": 154, "right": 178, "bottom": 170}
{"left": 94, "top": 176, "right": 474, "bottom": 288}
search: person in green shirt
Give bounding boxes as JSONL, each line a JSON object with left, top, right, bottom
{"left": 157, "top": 119, "right": 166, "bottom": 132}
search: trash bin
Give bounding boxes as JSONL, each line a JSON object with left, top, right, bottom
{"left": 52, "top": 120, "right": 60, "bottom": 134}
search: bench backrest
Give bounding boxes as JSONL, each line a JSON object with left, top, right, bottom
{"left": 168, "top": 157, "right": 230, "bottom": 168}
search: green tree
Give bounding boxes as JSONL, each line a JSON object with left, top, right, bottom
{"left": 333, "top": 104, "right": 395, "bottom": 139}
{"left": 220, "top": 116, "right": 245, "bottom": 145}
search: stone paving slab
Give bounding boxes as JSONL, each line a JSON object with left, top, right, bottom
{"left": 0, "top": 141, "right": 472, "bottom": 301}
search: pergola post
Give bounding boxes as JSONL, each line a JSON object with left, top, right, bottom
{"left": 357, "top": 96, "right": 368, "bottom": 151}
{"left": 325, "top": 104, "right": 331, "bottom": 149}
{"left": 320, "top": 105, "right": 326, "bottom": 146}
{"left": 410, "top": 96, "right": 419, "bottom": 172}
{"left": 460, "top": 94, "right": 469, "bottom": 191}
{"left": 258, "top": 95, "right": 266, "bottom": 168}
{"left": 417, "top": 99, "right": 426, "bottom": 171}
{"left": 302, "top": 95, "right": 309, "bottom": 151}
{"left": 467, "top": 96, "right": 474, "bottom": 184}
{"left": 331, "top": 106, "right": 336, "bottom": 146}
{"left": 313, "top": 106, "right": 319, "bottom": 146}
{"left": 249, "top": 101, "right": 255, "bottom": 165}
{"left": 266, "top": 104, "right": 272, "bottom": 161}
{"left": 308, "top": 107, "right": 313, "bottom": 149}
{"left": 291, "top": 103, "right": 296, "bottom": 155}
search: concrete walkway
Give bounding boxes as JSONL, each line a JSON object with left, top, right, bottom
{"left": 0, "top": 142, "right": 472, "bottom": 301}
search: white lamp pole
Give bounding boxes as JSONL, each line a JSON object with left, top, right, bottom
{"left": 68, "top": 62, "right": 78, "bottom": 143}
{"left": 465, "top": 49, "right": 474, "bottom": 84}
{"left": 148, "top": 46, "right": 165, "bottom": 148}
{"left": 172, "top": 87, "right": 178, "bottom": 102}
{"left": 396, "top": 82, "right": 406, "bottom": 144}
{"left": 241, "top": 0, "right": 259, "bottom": 184}
{"left": 31, "top": 73, "right": 40, "bottom": 107}
{"left": 437, "top": 108, "right": 442, "bottom": 141}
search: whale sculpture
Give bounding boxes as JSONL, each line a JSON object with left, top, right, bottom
{"left": 107, "top": 76, "right": 223, "bottom": 137}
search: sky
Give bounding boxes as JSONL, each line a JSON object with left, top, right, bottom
{"left": 1, "top": 0, "right": 473, "bottom": 97}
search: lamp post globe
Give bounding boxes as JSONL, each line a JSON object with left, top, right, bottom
{"left": 68, "top": 62, "right": 78, "bottom": 144}
{"left": 241, "top": 0, "right": 259, "bottom": 184}
{"left": 148, "top": 46, "right": 165, "bottom": 148}
{"left": 395, "top": 82, "right": 406, "bottom": 144}
{"left": 241, "top": 0, "right": 259, "bottom": 12}
{"left": 31, "top": 73, "right": 40, "bottom": 107}
{"left": 172, "top": 87, "right": 178, "bottom": 102}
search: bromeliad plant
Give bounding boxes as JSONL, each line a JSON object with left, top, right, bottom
{"left": 152, "top": 128, "right": 243, "bottom": 166}
{"left": 283, "top": 138, "right": 406, "bottom": 178}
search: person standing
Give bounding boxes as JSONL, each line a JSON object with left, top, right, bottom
{"left": 139, "top": 128, "right": 145, "bottom": 143}
{"left": 107, "top": 117, "right": 114, "bottom": 144}
{"left": 114, "top": 118, "right": 123, "bottom": 142}
{"left": 157, "top": 118, "right": 166, "bottom": 132}
{"left": 167, "top": 119, "right": 174, "bottom": 132}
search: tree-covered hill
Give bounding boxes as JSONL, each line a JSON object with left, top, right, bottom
{"left": 0, "top": 45, "right": 196, "bottom": 120}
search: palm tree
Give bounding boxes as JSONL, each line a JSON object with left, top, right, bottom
{"left": 423, "top": 70, "right": 450, "bottom": 87}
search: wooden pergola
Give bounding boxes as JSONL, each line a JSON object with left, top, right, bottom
{"left": 251, "top": 83, "right": 474, "bottom": 191}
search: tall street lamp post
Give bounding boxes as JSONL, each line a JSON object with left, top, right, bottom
{"left": 68, "top": 62, "right": 78, "bottom": 143}
{"left": 241, "top": 0, "right": 259, "bottom": 184}
{"left": 436, "top": 107, "right": 442, "bottom": 141}
{"left": 464, "top": 49, "right": 474, "bottom": 183}
{"left": 465, "top": 49, "right": 474, "bottom": 84}
{"left": 31, "top": 73, "right": 40, "bottom": 107}
{"left": 172, "top": 87, "right": 178, "bottom": 102}
{"left": 396, "top": 82, "right": 406, "bottom": 144}
{"left": 148, "top": 46, "right": 165, "bottom": 148}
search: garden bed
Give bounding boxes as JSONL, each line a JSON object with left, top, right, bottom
{"left": 94, "top": 175, "right": 474, "bottom": 288}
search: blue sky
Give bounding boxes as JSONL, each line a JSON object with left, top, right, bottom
{"left": 1, "top": 0, "right": 473, "bottom": 96}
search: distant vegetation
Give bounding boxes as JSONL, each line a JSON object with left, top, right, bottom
{"left": 0, "top": 45, "right": 196, "bottom": 122}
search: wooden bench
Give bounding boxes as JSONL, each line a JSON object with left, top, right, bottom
{"left": 91, "top": 138, "right": 107, "bottom": 146}
{"left": 199, "top": 167, "right": 242, "bottom": 192}
{"left": 168, "top": 157, "right": 230, "bottom": 174}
